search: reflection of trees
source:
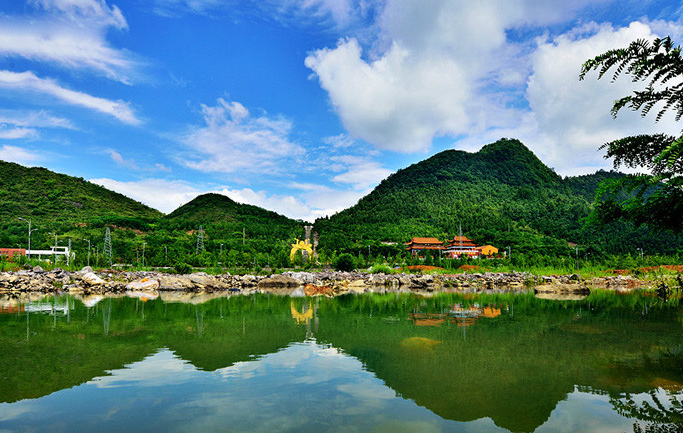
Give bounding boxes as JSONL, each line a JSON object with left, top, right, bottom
{"left": 611, "top": 391, "right": 683, "bottom": 433}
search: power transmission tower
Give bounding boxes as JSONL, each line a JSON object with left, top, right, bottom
{"left": 196, "top": 225, "right": 205, "bottom": 254}
{"left": 103, "top": 227, "right": 113, "bottom": 267}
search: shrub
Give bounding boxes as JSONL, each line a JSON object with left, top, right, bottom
{"left": 370, "top": 264, "right": 393, "bottom": 274}
{"left": 334, "top": 253, "right": 356, "bottom": 272}
{"left": 173, "top": 262, "right": 192, "bottom": 274}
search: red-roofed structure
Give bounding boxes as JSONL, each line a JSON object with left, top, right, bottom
{"left": 444, "top": 235, "right": 479, "bottom": 258}
{"left": 406, "top": 237, "right": 445, "bottom": 256}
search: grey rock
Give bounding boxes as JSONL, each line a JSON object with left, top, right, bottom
{"left": 259, "top": 274, "right": 300, "bottom": 288}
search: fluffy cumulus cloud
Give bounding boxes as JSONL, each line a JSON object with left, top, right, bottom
{"left": 179, "top": 98, "right": 304, "bottom": 174}
{"left": 305, "top": 0, "right": 609, "bottom": 153}
{"left": 306, "top": 0, "right": 683, "bottom": 176}
{"left": 0, "top": 70, "right": 140, "bottom": 124}
{"left": 523, "top": 21, "right": 683, "bottom": 174}
{"left": 457, "top": 20, "right": 683, "bottom": 175}
{"left": 306, "top": 39, "right": 470, "bottom": 152}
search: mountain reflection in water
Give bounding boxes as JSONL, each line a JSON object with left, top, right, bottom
{"left": 0, "top": 291, "right": 681, "bottom": 432}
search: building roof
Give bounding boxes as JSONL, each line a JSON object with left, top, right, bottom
{"left": 449, "top": 236, "right": 475, "bottom": 242}
{"left": 407, "top": 237, "right": 442, "bottom": 245}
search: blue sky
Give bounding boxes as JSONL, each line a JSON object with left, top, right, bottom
{"left": 1, "top": 0, "right": 682, "bottom": 220}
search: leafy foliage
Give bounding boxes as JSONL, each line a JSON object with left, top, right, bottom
{"left": 580, "top": 36, "right": 683, "bottom": 233}
{"left": 334, "top": 253, "right": 356, "bottom": 271}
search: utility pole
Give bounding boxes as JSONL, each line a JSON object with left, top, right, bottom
{"left": 575, "top": 246, "right": 579, "bottom": 270}
{"left": 242, "top": 227, "right": 245, "bottom": 245}
{"left": 85, "top": 239, "right": 91, "bottom": 267}
{"left": 18, "top": 218, "right": 35, "bottom": 256}
{"left": 142, "top": 241, "right": 146, "bottom": 267}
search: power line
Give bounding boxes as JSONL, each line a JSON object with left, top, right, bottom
{"left": 103, "top": 227, "right": 112, "bottom": 267}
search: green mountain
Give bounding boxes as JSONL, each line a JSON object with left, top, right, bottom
{"left": 166, "top": 193, "right": 295, "bottom": 227}
{"left": 0, "top": 160, "right": 161, "bottom": 223}
{"left": 314, "top": 138, "right": 679, "bottom": 256}
{"left": 164, "top": 192, "right": 301, "bottom": 240}
{"left": 0, "top": 161, "right": 303, "bottom": 267}
{"left": 160, "top": 193, "right": 302, "bottom": 266}
{"left": 0, "top": 160, "right": 164, "bottom": 255}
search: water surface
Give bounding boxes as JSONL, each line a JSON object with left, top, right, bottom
{"left": 1, "top": 291, "right": 681, "bottom": 432}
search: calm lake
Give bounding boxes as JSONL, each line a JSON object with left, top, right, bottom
{"left": 1, "top": 291, "right": 681, "bottom": 433}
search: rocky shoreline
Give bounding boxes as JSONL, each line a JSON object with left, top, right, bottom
{"left": 0, "top": 266, "right": 650, "bottom": 298}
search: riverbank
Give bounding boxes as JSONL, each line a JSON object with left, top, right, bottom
{"left": 0, "top": 266, "right": 651, "bottom": 297}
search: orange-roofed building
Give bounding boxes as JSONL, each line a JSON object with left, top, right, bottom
{"left": 475, "top": 245, "right": 499, "bottom": 257}
{"left": 406, "top": 237, "right": 445, "bottom": 256}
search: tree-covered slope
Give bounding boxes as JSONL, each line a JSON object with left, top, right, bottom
{"left": 161, "top": 193, "right": 303, "bottom": 264}
{"left": 0, "top": 160, "right": 162, "bottom": 223}
{"left": 314, "top": 138, "right": 680, "bottom": 256}
{"left": 165, "top": 193, "right": 299, "bottom": 234}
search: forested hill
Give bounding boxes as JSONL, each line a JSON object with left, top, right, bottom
{"left": 0, "top": 160, "right": 162, "bottom": 223}
{"left": 314, "top": 138, "right": 677, "bottom": 256}
{"left": 164, "top": 193, "right": 301, "bottom": 244}
{"left": 166, "top": 193, "right": 298, "bottom": 229}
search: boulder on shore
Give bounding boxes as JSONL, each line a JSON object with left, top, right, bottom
{"left": 258, "top": 274, "right": 300, "bottom": 288}
{"left": 81, "top": 272, "right": 105, "bottom": 286}
{"left": 126, "top": 278, "right": 160, "bottom": 291}
{"left": 534, "top": 282, "right": 589, "bottom": 294}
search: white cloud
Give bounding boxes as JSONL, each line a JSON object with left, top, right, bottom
{"left": 106, "top": 149, "right": 171, "bottom": 172}
{"left": 0, "top": 1, "right": 138, "bottom": 83}
{"left": 179, "top": 98, "right": 304, "bottom": 174}
{"left": 0, "top": 109, "right": 74, "bottom": 129}
{"left": 88, "top": 176, "right": 367, "bottom": 221}
{"left": 0, "top": 127, "right": 38, "bottom": 140}
{"left": 31, "top": 0, "right": 128, "bottom": 29}
{"left": 329, "top": 155, "right": 392, "bottom": 190}
{"left": 215, "top": 187, "right": 312, "bottom": 220}
{"left": 153, "top": 0, "right": 371, "bottom": 29}
{"left": 288, "top": 182, "right": 369, "bottom": 218}
{"left": 305, "top": 0, "right": 622, "bottom": 155}
{"left": 89, "top": 178, "right": 203, "bottom": 213}
{"left": 322, "top": 133, "right": 355, "bottom": 149}
{"left": 307, "top": 38, "right": 471, "bottom": 152}
{"left": 506, "top": 21, "right": 683, "bottom": 175}
{"left": 87, "top": 177, "right": 312, "bottom": 218}
{"left": 0, "top": 70, "right": 140, "bottom": 125}
{"left": 0, "top": 145, "right": 43, "bottom": 165}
